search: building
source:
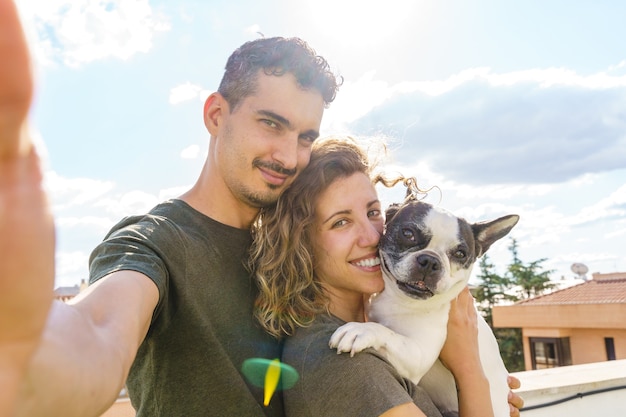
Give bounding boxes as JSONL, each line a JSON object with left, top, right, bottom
{"left": 53, "top": 279, "right": 87, "bottom": 303}
{"left": 493, "top": 272, "right": 626, "bottom": 371}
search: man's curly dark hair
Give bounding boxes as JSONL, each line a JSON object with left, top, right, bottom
{"left": 218, "top": 36, "right": 342, "bottom": 110}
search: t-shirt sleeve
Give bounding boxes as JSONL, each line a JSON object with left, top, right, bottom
{"left": 88, "top": 214, "right": 174, "bottom": 318}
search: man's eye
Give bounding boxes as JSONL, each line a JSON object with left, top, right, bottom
{"left": 262, "top": 119, "right": 278, "bottom": 128}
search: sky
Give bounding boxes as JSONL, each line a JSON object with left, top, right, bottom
{"left": 14, "top": 0, "right": 626, "bottom": 289}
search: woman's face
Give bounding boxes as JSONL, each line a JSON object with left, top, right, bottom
{"left": 312, "top": 172, "right": 385, "bottom": 304}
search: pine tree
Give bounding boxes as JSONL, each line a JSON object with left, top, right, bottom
{"left": 507, "top": 238, "right": 556, "bottom": 299}
{"left": 473, "top": 254, "right": 524, "bottom": 371}
{"left": 474, "top": 254, "right": 516, "bottom": 326}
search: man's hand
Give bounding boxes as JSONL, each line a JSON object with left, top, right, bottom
{"left": 0, "top": 0, "right": 55, "bottom": 415}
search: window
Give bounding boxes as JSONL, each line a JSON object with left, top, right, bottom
{"left": 530, "top": 337, "right": 572, "bottom": 369}
{"left": 605, "top": 337, "right": 616, "bottom": 361}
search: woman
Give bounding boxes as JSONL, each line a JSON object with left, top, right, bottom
{"left": 250, "top": 136, "right": 518, "bottom": 416}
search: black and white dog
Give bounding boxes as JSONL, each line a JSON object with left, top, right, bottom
{"left": 330, "top": 199, "right": 519, "bottom": 416}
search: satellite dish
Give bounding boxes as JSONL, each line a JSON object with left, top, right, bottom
{"left": 571, "top": 263, "right": 589, "bottom": 280}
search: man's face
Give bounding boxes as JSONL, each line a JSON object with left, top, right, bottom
{"left": 216, "top": 71, "right": 325, "bottom": 208}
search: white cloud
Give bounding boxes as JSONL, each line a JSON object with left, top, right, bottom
{"left": 180, "top": 144, "right": 200, "bottom": 159}
{"left": 323, "top": 71, "right": 393, "bottom": 130}
{"left": 45, "top": 171, "right": 115, "bottom": 210}
{"left": 21, "top": 0, "right": 170, "bottom": 67}
{"left": 341, "top": 66, "right": 626, "bottom": 185}
{"left": 159, "top": 185, "right": 189, "bottom": 201}
{"left": 245, "top": 24, "right": 262, "bottom": 36}
{"left": 570, "top": 184, "right": 626, "bottom": 226}
{"left": 55, "top": 250, "right": 90, "bottom": 285}
{"left": 94, "top": 190, "right": 159, "bottom": 217}
{"left": 606, "top": 225, "right": 626, "bottom": 239}
{"left": 56, "top": 215, "right": 115, "bottom": 230}
{"left": 169, "top": 82, "right": 204, "bottom": 105}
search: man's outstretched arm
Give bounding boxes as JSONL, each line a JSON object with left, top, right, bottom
{"left": 0, "top": 3, "right": 159, "bottom": 416}
{"left": 0, "top": 0, "right": 55, "bottom": 415}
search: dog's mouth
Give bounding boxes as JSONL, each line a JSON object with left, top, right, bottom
{"left": 396, "top": 280, "right": 434, "bottom": 299}
{"left": 381, "top": 253, "right": 435, "bottom": 299}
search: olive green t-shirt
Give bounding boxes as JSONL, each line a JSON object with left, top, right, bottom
{"left": 89, "top": 199, "right": 283, "bottom": 417}
{"left": 283, "top": 314, "right": 443, "bottom": 417}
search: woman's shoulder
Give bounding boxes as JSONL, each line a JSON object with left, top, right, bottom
{"left": 285, "top": 314, "right": 342, "bottom": 342}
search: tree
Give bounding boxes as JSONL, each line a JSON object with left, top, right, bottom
{"left": 473, "top": 238, "right": 557, "bottom": 372}
{"left": 473, "top": 255, "right": 516, "bottom": 326}
{"left": 507, "top": 238, "right": 556, "bottom": 299}
{"left": 473, "top": 254, "right": 524, "bottom": 371}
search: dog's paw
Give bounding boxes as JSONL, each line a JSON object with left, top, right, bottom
{"left": 329, "top": 322, "right": 389, "bottom": 357}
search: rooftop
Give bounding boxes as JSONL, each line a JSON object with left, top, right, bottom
{"left": 53, "top": 285, "right": 81, "bottom": 298}
{"left": 515, "top": 272, "right": 626, "bottom": 306}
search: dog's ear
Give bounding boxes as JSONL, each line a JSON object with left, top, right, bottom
{"left": 472, "top": 214, "right": 520, "bottom": 257}
{"left": 385, "top": 203, "right": 401, "bottom": 223}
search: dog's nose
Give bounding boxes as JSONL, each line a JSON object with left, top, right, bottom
{"left": 416, "top": 253, "right": 441, "bottom": 273}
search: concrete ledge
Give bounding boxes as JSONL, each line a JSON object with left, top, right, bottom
{"left": 512, "top": 359, "right": 626, "bottom": 416}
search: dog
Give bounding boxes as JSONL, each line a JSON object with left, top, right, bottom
{"left": 329, "top": 199, "right": 519, "bottom": 416}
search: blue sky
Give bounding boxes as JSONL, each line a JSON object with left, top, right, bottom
{"left": 16, "top": 0, "right": 626, "bottom": 288}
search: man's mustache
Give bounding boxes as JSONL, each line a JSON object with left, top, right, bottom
{"left": 253, "top": 159, "right": 297, "bottom": 177}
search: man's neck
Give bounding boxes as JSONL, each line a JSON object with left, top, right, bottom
{"left": 179, "top": 186, "right": 259, "bottom": 230}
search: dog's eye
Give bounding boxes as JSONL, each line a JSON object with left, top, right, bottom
{"left": 453, "top": 249, "right": 467, "bottom": 259}
{"left": 401, "top": 228, "right": 415, "bottom": 242}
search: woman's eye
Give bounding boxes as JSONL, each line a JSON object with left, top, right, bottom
{"left": 332, "top": 219, "right": 348, "bottom": 228}
{"left": 368, "top": 209, "right": 381, "bottom": 218}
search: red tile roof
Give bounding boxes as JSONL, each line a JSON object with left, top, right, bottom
{"left": 515, "top": 273, "right": 626, "bottom": 306}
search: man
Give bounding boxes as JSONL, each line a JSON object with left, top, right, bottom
{"left": 0, "top": 1, "right": 524, "bottom": 416}
{"left": 0, "top": 0, "right": 340, "bottom": 415}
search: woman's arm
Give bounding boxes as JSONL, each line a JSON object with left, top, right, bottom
{"left": 379, "top": 402, "right": 427, "bottom": 417}
{"left": 439, "top": 287, "right": 495, "bottom": 417}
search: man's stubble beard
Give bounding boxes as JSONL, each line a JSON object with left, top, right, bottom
{"left": 238, "top": 181, "right": 282, "bottom": 209}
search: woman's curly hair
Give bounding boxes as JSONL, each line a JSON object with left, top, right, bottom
{"left": 248, "top": 136, "right": 408, "bottom": 338}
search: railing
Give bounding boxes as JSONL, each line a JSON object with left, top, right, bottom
{"left": 513, "top": 359, "right": 626, "bottom": 416}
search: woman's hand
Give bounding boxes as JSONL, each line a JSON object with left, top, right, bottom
{"left": 439, "top": 287, "right": 494, "bottom": 417}
{"left": 507, "top": 375, "right": 524, "bottom": 417}
{"left": 441, "top": 287, "right": 524, "bottom": 417}
{"left": 439, "top": 286, "right": 482, "bottom": 376}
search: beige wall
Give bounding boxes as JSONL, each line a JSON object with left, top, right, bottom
{"left": 520, "top": 327, "right": 626, "bottom": 370}
{"left": 493, "top": 303, "right": 625, "bottom": 329}
{"left": 494, "top": 303, "right": 626, "bottom": 370}
{"left": 569, "top": 328, "right": 626, "bottom": 364}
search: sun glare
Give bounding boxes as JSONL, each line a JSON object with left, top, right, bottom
{"left": 304, "top": 0, "right": 425, "bottom": 47}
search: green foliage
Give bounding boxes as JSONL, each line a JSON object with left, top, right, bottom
{"left": 507, "top": 238, "right": 556, "bottom": 299}
{"left": 474, "top": 255, "right": 516, "bottom": 326}
{"left": 494, "top": 327, "right": 525, "bottom": 372}
{"left": 473, "top": 238, "right": 555, "bottom": 372}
